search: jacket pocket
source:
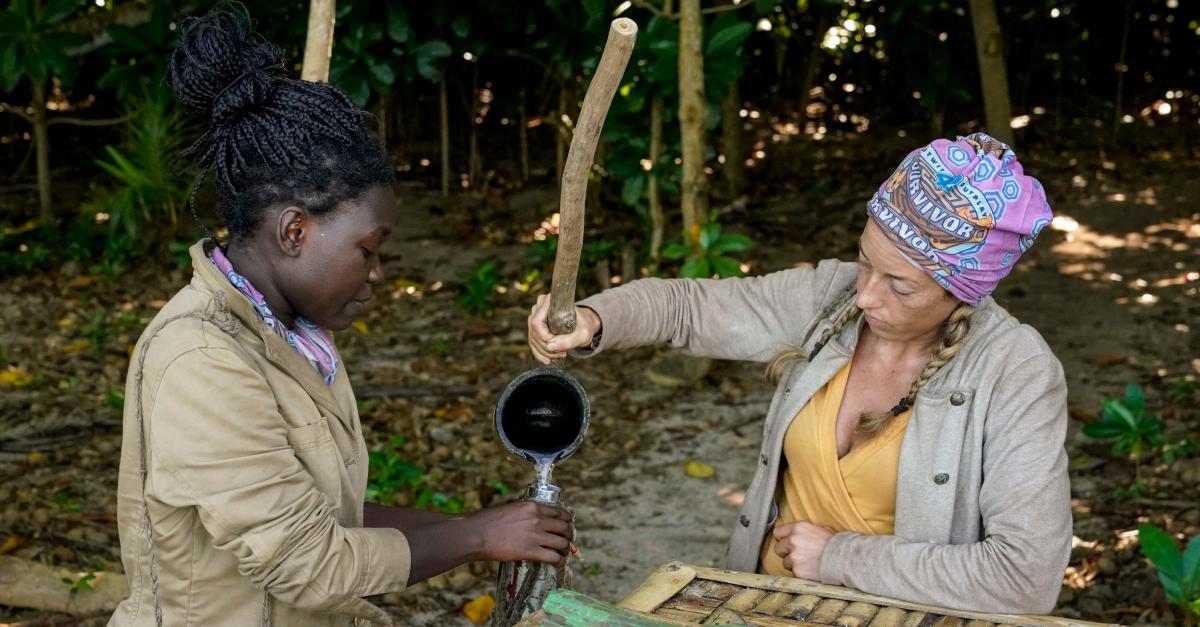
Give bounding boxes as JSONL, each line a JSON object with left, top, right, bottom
{"left": 286, "top": 417, "right": 344, "bottom": 508}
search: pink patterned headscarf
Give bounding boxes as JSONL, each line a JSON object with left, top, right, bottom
{"left": 866, "top": 133, "right": 1053, "bottom": 306}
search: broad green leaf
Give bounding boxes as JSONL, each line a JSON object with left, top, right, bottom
{"left": 387, "top": 4, "right": 410, "bottom": 44}
{"left": 660, "top": 243, "right": 691, "bottom": 260}
{"left": 38, "top": 0, "right": 79, "bottom": 26}
{"left": 1125, "top": 384, "right": 1145, "bottom": 415}
{"left": 698, "top": 223, "right": 721, "bottom": 250}
{"left": 369, "top": 61, "right": 395, "bottom": 86}
{"left": 0, "top": 40, "right": 20, "bottom": 91}
{"left": 1182, "top": 535, "right": 1200, "bottom": 584}
{"left": 106, "top": 24, "right": 148, "bottom": 53}
{"left": 711, "top": 255, "right": 743, "bottom": 278}
{"left": 706, "top": 21, "right": 753, "bottom": 58}
{"left": 1081, "top": 421, "right": 1126, "bottom": 440}
{"left": 680, "top": 256, "right": 711, "bottom": 279}
{"left": 1159, "top": 572, "right": 1185, "bottom": 606}
{"left": 415, "top": 40, "right": 452, "bottom": 61}
{"left": 345, "top": 76, "right": 370, "bottom": 107}
{"left": 709, "top": 234, "right": 752, "bottom": 255}
{"left": 621, "top": 173, "right": 646, "bottom": 206}
{"left": 1102, "top": 398, "right": 1136, "bottom": 429}
{"left": 1140, "top": 524, "right": 1183, "bottom": 579}
{"left": 451, "top": 15, "right": 470, "bottom": 40}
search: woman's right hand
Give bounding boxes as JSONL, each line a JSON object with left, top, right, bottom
{"left": 469, "top": 501, "right": 574, "bottom": 567}
{"left": 527, "top": 294, "right": 602, "bottom": 365}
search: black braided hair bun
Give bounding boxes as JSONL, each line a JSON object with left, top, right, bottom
{"left": 167, "top": 11, "right": 283, "bottom": 126}
{"left": 167, "top": 9, "right": 393, "bottom": 240}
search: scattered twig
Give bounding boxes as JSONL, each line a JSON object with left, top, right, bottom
{"left": 0, "top": 102, "right": 34, "bottom": 123}
{"left": 1131, "top": 497, "right": 1199, "bottom": 510}
{"left": 46, "top": 114, "right": 132, "bottom": 127}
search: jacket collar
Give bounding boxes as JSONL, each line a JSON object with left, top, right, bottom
{"left": 188, "top": 240, "right": 347, "bottom": 419}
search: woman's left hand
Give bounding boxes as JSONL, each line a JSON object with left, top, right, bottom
{"left": 772, "top": 521, "right": 836, "bottom": 580}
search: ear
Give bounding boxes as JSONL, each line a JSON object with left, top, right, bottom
{"left": 276, "top": 206, "right": 308, "bottom": 257}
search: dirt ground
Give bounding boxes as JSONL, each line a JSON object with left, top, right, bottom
{"left": 1, "top": 141, "right": 1198, "bottom": 626}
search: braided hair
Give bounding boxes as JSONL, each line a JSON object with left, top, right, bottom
{"left": 765, "top": 289, "right": 975, "bottom": 438}
{"left": 167, "top": 9, "right": 392, "bottom": 241}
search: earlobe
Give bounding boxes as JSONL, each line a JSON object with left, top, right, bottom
{"left": 278, "top": 207, "right": 306, "bottom": 257}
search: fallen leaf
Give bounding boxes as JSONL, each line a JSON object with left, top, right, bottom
{"left": 58, "top": 316, "right": 76, "bottom": 328}
{"left": 62, "top": 340, "right": 92, "bottom": 353}
{"left": 685, "top": 460, "right": 716, "bottom": 479}
{"left": 1088, "top": 355, "right": 1127, "bottom": 366}
{"left": 351, "top": 320, "right": 370, "bottom": 335}
{"left": 1068, "top": 408, "right": 1097, "bottom": 423}
{"left": 27, "top": 451, "right": 48, "bottom": 466}
{"left": 0, "top": 366, "right": 32, "bottom": 387}
{"left": 462, "top": 593, "right": 494, "bottom": 625}
{"left": 0, "top": 536, "right": 25, "bottom": 554}
{"left": 67, "top": 276, "right": 98, "bottom": 288}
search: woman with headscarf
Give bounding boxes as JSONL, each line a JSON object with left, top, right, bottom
{"left": 527, "top": 133, "right": 1069, "bottom": 614}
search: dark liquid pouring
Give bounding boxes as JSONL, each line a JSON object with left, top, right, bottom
{"left": 496, "top": 372, "right": 588, "bottom": 488}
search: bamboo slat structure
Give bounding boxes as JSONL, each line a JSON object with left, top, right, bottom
{"left": 610, "top": 562, "right": 1120, "bottom": 627}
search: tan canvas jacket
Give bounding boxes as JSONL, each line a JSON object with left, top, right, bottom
{"left": 109, "top": 241, "right": 410, "bottom": 627}
{"left": 578, "top": 259, "right": 1072, "bottom": 614}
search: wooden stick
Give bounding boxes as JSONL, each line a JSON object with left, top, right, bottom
{"left": 619, "top": 561, "right": 696, "bottom": 613}
{"left": 0, "top": 556, "right": 127, "bottom": 615}
{"left": 547, "top": 18, "right": 637, "bottom": 336}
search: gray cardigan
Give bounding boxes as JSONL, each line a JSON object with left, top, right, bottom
{"left": 577, "top": 259, "right": 1071, "bottom": 614}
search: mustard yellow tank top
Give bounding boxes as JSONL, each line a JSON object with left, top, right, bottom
{"left": 760, "top": 356, "right": 911, "bottom": 576}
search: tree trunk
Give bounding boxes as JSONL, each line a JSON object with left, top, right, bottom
{"left": 797, "top": 8, "right": 833, "bottom": 123}
{"left": 31, "top": 79, "right": 52, "bottom": 223}
{"left": 519, "top": 91, "right": 530, "bottom": 183}
{"left": 376, "top": 89, "right": 389, "bottom": 148}
{"left": 677, "top": 0, "right": 708, "bottom": 239}
{"left": 300, "top": 0, "right": 336, "bottom": 82}
{"left": 648, "top": 92, "right": 665, "bottom": 264}
{"left": 440, "top": 65, "right": 450, "bottom": 197}
{"left": 967, "top": 0, "right": 1013, "bottom": 144}
{"left": 1112, "top": 0, "right": 1133, "bottom": 142}
{"left": 468, "top": 62, "right": 480, "bottom": 189}
{"left": 720, "top": 80, "right": 744, "bottom": 197}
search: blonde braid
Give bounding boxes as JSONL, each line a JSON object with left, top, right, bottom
{"left": 857, "top": 301, "right": 975, "bottom": 437}
{"left": 766, "top": 289, "right": 861, "bottom": 385}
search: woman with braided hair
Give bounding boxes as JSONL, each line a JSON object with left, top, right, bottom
{"left": 527, "top": 133, "right": 1070, "bottom": 614}
{"left": 111, "top": 10, "right": 572, "bottom": 627}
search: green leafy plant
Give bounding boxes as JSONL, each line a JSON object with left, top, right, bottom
{"left": 457, "top": 259, "right": 500, "bottom": 315}
{"left": 1082, "top": 384, "right": 1164, "bottom": 462}
{"left": 97, "top": 1, "right": 177, "bottom": 101}
{"left": 329, "top": 2, "right": 450, "bottom": 106}
{"left": 61, "top": 572, "right": 97, "bottom": 599}
{"left": 1138, "top": 524, "right": 1200, "bottom": 624}
{"left": 365, "top": 437, "right": 467, "bottom": 513}
{"left": 52, "top": 493, "right": 81, "bottom": 514}
{"left": 88, "top": 91, "right": 196, "bottom": 239}
{"left": 0, "top": 0, "right": 86, "bottom": 93}
{"left": 365, "top": 436, "right": 424, "bottom": 506}
{"left": 661, "top": 219, "right": 751, "bottom": 279}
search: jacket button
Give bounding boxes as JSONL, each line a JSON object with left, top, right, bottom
{"left": 739, "top": 514, "right": 750, "bottom": 527}
{"left": 934, "top": 473, "right": 950, "bottom": 485}
{"left": 760, "top": 454, "right": 768, "bottom": 465}
{"left": 950, "top": 392, "right": 966, "bottom": 406}
{"left": 783, "top": 388, "right": 791, "bottom": 396}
